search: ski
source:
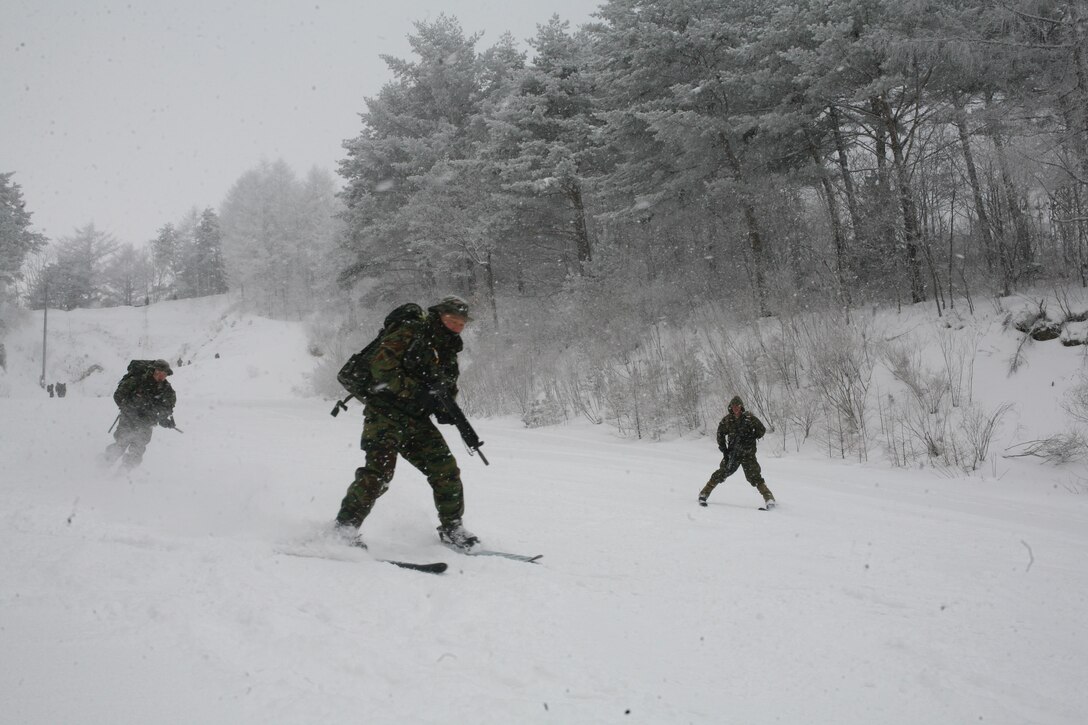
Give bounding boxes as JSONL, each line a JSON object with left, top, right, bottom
{"left": 443, "top": 544, "right": 542, "bottom": 563}
{"left": 380, "top": 559, "right": 448, "bottom": 574}
{"left": 276, "top": 548, "right": 448, "bottom": 574}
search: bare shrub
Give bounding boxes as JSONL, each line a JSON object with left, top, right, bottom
{"left": 877, "top": 393, "right": 912, "bottom": 467}
{"left": 898, "top": 400, "right": 947, "bottom": 460}
{"left": 1053, "top": 285, "right": 1088, "bottom": 323}
{"left": 1008, "top": 329, "right": 1033, "bottom": 375}
{"left": 1063, "top": 374, "right": 1088, "bottom": 425}
{"left": 957, "top": 402, "right": 1013, "bottom": 471}
{"left": 562, "top": 367, "right": 604, "bottom": 425}
{"left": 936, "top": 328, "right": 977, "bottom": 406}
{"left": 798, "top": 318, "right": 874, "bottom": 459}
{"left": 883, "top": 341, "right": 948, "bottom": 414}
{"left": 305, "top": 316, "right": 361, "bottom": 397}
{"left": 781, "top": 388, "right": 821, "bottom": 451}
{"left": 1005, "top": 432, "right": 1088, "bottom": 465}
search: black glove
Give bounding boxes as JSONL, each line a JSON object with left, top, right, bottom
{"left": 159, "top": 415, "right": 176, "bottom": 429}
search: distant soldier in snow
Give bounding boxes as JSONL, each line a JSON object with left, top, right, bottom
{"left": 699, "top": 395, "right": 777, "bottom": 509}
{"left": 103, "top": 359, "right": 177, "bottom": 470}
{"left": 333, "top": 296, "right": 481, "bottom": 551}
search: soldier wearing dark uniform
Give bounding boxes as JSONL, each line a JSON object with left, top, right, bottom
{"left": 104, "top": 359, "right": 177, "bottom": 470}
{"left": 334, "top": 296, "right": 480, "bottom": 550}
{"left": 699, "top": 395, "right": 776, "bottom": 509}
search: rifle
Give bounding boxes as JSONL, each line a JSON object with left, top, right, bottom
{"left": 721, "top": 446, "right": 738, "bottom": 473}
{"left": 428, "top": 387, "right": 489, "bottom": 465}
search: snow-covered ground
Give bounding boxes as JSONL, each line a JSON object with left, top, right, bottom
{"left": 1, "top": 295, "right": 1086, "bottom": 724}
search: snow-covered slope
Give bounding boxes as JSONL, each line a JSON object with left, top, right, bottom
{"left": 1, "top": 295, "right": 1086, "bottom": 724}
{"left": 0, "top": 294, "right": 314, "bottom": 400}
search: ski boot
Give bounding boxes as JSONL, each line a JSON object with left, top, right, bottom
{"left": 331, "top": 521, "right": 367, "bottom": 549}
{"left": 437, "top": 520, "right": 480, "bottom": 551}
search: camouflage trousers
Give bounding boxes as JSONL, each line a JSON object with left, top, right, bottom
{"left": 700, "top": 447, "right": 775, "bottom": 503}
{"left": 336, "top": 405, "right": 464, "bottom": 529}
{"left": 104, "top": 415, "right": 154, "bottom": 469}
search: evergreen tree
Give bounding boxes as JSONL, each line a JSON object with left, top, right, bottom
{"left": 172, "top": 208, "right": 203, "bottom": 300}
{"left": 33, "top": 223, "right": 118, "bottom": 310}
{"left": 192, "top": 208, "right": 228, "bottom": 296}
{"left": 102, "top": 243, "right": 152, "bottom": 306}
{"left": 483, "top": 17, "right": 603, "bottom": 278}
{"left": 296, "top": 167, "right": 347, "bottom": 308}
{"left": 338, "top": 16, "right": 508, "bottom": 303}
{"left": 151, "top": 223, "right": 181, "bottom": 299}
{"left": 0, "top": 172, "right": 47, "bottom": 301}
{"left": 220, "top": 160, "right": 340, "bottom": 318}
{"left": 589, "top": 0, "right": 796, "bottom": 314}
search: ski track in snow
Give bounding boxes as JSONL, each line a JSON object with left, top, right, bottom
{"left": 1, "top": 296, "right": 1087, "bottom": 724}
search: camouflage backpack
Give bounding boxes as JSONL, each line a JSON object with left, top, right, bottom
{"left": 336, "top": 303, "right": 425, "bottom": 399}
{"left": 124, "top": 359, "right": 172, "bottom": 379}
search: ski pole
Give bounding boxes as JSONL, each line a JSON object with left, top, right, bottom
{"left": 107, "top": 414, "right": 120, "bottom": 433}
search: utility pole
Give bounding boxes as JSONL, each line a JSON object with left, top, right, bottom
{"left": 40, "top": 275, "right": 47, "bottom": 388}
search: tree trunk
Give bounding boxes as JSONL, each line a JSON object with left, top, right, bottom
{"left": 807, "top": 135, "right": 851, "bottom": 311}
{"left": 953, "top": 97, "right": 996, "bottom": 272}
{"left": 870, "top": 98, "right": 900, "bottom": 292}
{"left": 1070, "top": 3, "right": 1088, "bottom": 185}
{"left": 565, "top": 179, "right": 593, "bottom": 271}
{"left": 829, "top": 106, "right": 863, "bottom": 237}
{"left": 874, "top": 95, "right": 926, "bottom": 303}
{"left": 483, "top": 249, "right": 499, "bottom": 329}
{"left": 990, "top": 124, "right": 1033, "bottom": 290}
{"left": 719, "top": 132, "right": 769, "bottom": 316}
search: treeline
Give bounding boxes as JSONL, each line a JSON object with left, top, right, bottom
{"left": 2, "top": 161, "right": 343, "bottom": 315}
{"left": 338, "top": 0, "right": 1088, "bottom": 321}
{"left": 322, "top": 0, "right": 1088, "bottom": 448}
{"left": 16, "top": 209, "right": 228, "bottom": 310}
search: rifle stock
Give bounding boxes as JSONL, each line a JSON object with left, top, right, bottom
{"left": 330, "top": 394, "right": 354, "bottom": 417}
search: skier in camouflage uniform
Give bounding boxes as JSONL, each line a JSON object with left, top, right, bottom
{"left": 334, "top": 296, "right": 481, "bottom": 550}
{"left": 104, "top": 359, "right": 177, "bottom": 470}
{"left": 699, "top": 395, "right": 776, "bottom": 509}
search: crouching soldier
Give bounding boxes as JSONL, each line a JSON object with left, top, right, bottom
{"left": 699, "top": 395, "right": 776, "bottom": 509}
{"left": 104, "top": 359, "right": 177, "bottom": 470}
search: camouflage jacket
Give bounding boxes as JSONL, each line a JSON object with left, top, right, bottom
{"left": 368, "top": 310, "right": 462, "bottom": 418}
{"left": 114, "top": 373, "right": 176, "bottom": 424}
{"left": 716, "top": 410, "right": 766, "bottom": 453}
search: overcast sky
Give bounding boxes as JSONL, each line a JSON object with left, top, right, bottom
{"left": 2, "top": 0, "right": 602, "bottom": 246}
